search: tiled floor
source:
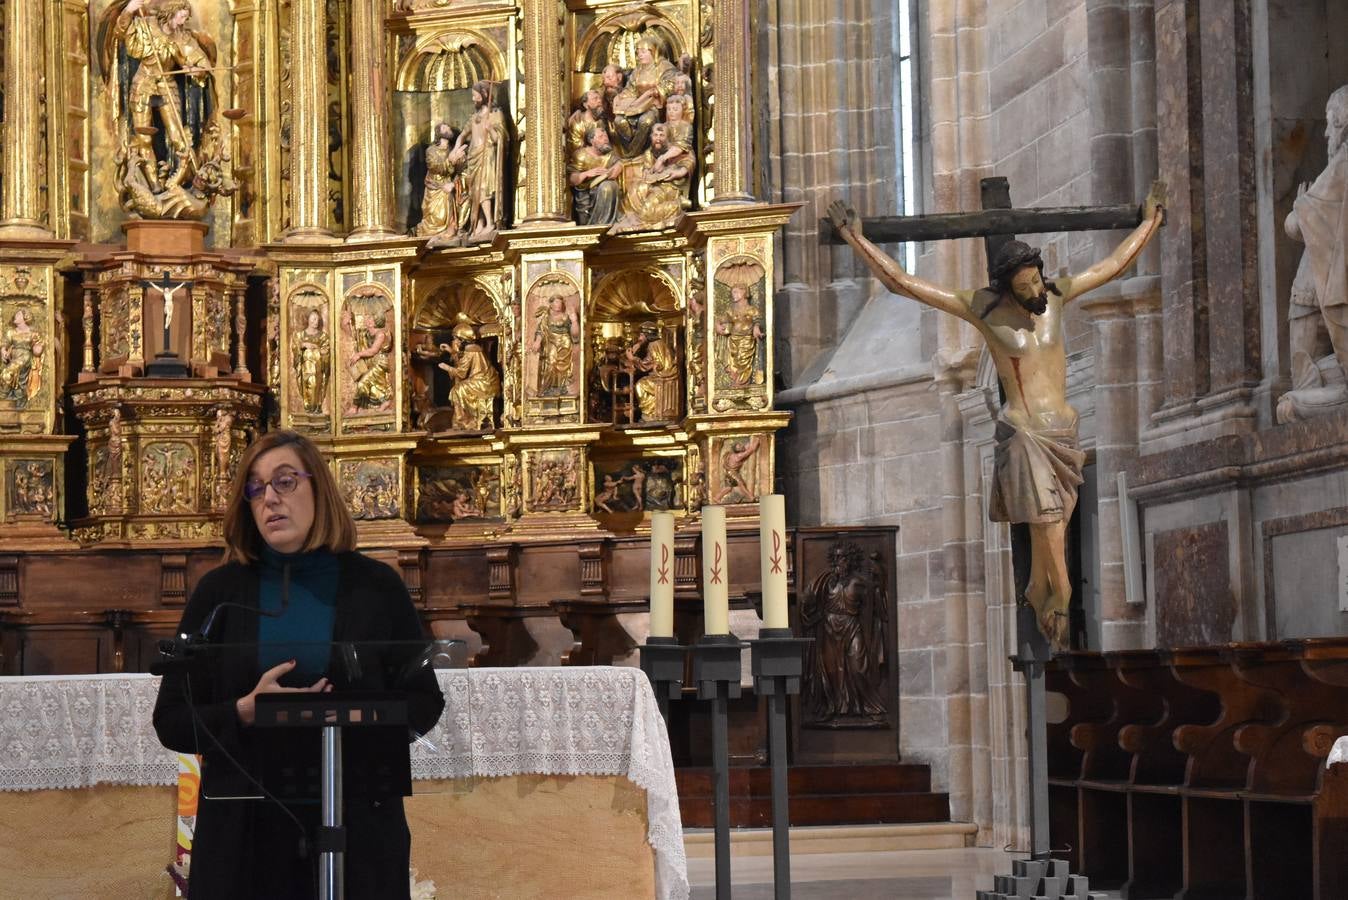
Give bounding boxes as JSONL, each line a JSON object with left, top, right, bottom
{"left": 687, "top": 847, "right": 1123, "bottom": 899}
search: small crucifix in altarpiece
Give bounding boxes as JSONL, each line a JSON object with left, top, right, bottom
{"left": 825, "top": 176, "right": 1166, "bottom": 868}
{"left": 142, "top": 269, "right": 192, "bottom": 377}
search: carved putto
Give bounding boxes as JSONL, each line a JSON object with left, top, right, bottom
{"left": 98, "top": 0, "right": 240, "bottom": 219}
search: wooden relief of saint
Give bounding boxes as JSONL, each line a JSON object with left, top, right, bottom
{"left": 341, "top": 298, "right": 395, "bottom": 416}
{"left": 0, "top": 307, "right": 45, "bottom": 408}
{"left": 290, "top": 306, "right": 331, "bottom": 415}
{"left": 829, "top": 184, "right": 1165, "bottom": 649}
{"left": 801, "top": 542, "right": 889, "bottom": 726}
{"left": 529, "top": 284, "right": 581, "bottom": 398}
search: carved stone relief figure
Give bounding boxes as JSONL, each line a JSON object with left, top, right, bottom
{"left": 684, "top": 443, "right": 705, "bottom": 512}
{"left": 423, "top": 80, "right": 508, "bottom": 248}
{"left": 438, "top": 320, "right": 500, "bottom": 431}
{"left": 290, "top": 306, "right": 331, "bottom": 415}
{"left": 98, "top": 0, "right": 238, "bottom": 219}
{"left": 800, "top": 542, "right": 889, "bottom": 726}
{"left": 528, "top": 283, "right": 581, "bottom": 398}
{"left": 107, "top": 409, "right": 125, "bottom": 490}
{"left": 1278, "top": 84, "right": 1348, "bottom": 423}
{"left": 0, "top": 307, "right": 45, "bottom": 408}
{"left": 212, "top": 408, "right": 234, "bottom": 506}
{"left": 593, "top": 457, "right": 681, "bottom": 514}
{"left": 710, "top": 433, "right": 763, "bottom": 504}
{"left": 501, "top": 455, "right": 521, "bottom": 519}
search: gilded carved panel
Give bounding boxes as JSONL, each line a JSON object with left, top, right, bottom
{"left": 5, "top": 459, "right": 55, "bottom": 519}
{"left": 707, "top": 433, "right": 766, "bottom": 505}
{"left": 522, "top": 271, "right": 584, "bottom": 422}
{"left": 337, "top": 283, "right": 398, "bottom": 431}
{"left": 416, "top": 463, "right": 501, "bottom": 523}
{"left": 139, "top": 441, "right": 198, "bottom": 514}
{"left": 0, "top": 265, "right": 55, "bottom": 434}
{"left": 339, "top": 457, "right": 402, "bottom": 520}
{"left": 707, "top": 237, "right": 771, "bottom": 412}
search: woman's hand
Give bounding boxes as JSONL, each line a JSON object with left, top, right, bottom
{"left": 235, "top": 659, "right": 332, "bottom": 726}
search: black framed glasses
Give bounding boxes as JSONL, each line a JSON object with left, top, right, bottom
{"left": 244, "top": 470, "right": 313, "bottom": 501}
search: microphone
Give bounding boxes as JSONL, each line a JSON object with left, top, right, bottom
{"left": 151, "top": 565, "right": 292, "bottom": 674}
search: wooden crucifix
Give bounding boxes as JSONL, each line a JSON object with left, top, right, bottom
{"left": 142, "top": 269, "right": 193, "bottom": 377}
{"left": 827, "top": 175, "right": 1166, "bottom": 865}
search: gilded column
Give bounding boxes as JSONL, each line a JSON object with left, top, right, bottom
{"left": 347, "top": 0, "right": 396, "bottom": 239}
{"left": 233, "top": 285, "right": 252, "bottom": 379}
{"left": 285, "top": 0, "right": 335, "bottom": 242}
{"left": 710, "top": 0, "right": 754, "bottom": 203}
{"left": 519, "top": 0, "right": 568, "bottom": 225}
{"left": 0, "top": 0, "right": 50, "bottom": 235}
{"left": 81, "top": 284, "right": 96, "bottom": 377}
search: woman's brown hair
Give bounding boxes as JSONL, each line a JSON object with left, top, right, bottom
{"left": 221, "top": 430, "right": 358, "bottom": 564}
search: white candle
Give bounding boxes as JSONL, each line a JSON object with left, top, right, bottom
{"left": 701, "top": 505, "right": 730, "bottom": 635}
{"left": 649, "top": 511, "right": 676, "bottom": 638}
{"left": 759, "top": 495, "right": 788, "bottom": 630}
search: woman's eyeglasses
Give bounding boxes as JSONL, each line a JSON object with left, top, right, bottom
{"left": 244, "top": 470, "right": 313, "bottom": 501}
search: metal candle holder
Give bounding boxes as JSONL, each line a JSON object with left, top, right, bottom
{"left": 750, "top": 628, "right": 810, "bottom": 900}
{"left": 638, "top": 635, "right": 687, "bottom": 723}
{"left": 692, "top": 633, "right": 745, "bottom": 900}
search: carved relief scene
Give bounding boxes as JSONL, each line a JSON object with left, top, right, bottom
{"left": 592, "top": 455, "right": 683, "bottom": 518}
{"left": 340, "top": 457, "right": 402, "bottom": 521}
{"left": 523, "top": 273, "right": 583, "bottom": 420}
{"left": 587, "top": 269, "right": 682, "bottom": 425}
{"left": 568, "top": 12, "right": 696, "bottom": 233}
{"left": 416, "top": 463, "right": 501, "bottom": 524}
{"left": 337, "top": 285, "right": 396, "bottom": 426}
{"left": 411, "top": 282, "right": 503, "bottom": 434}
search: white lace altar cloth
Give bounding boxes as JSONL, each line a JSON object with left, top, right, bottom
{"left": 1329, "top": 735, "right": 1348, "bottom": 767}
{"left": 0, "top": 667, "right": 688, "bottom": 900}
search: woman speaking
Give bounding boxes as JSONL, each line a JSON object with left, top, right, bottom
{"left": 153, "top": 431, "right": 445, "bottom": 898}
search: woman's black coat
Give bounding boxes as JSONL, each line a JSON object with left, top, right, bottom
{"left": 153, "top": 551, "right": 446, "bottom": 900}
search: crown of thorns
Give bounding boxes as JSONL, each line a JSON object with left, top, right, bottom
{"left": 987, "top": 240, "right": 1046, "bottom": 290}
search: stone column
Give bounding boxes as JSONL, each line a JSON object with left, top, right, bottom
{"left": 285, "top": 0, "right": 335, "bottom": 242}
{"left": 0, "top": 0, "right": 50, "bottom": 236}
{"left": 710, "top": 0, "right": 754, "bottom": 203}
{"left": 519, "top": 0, "right": 568, "bottom": 225}
{"left": 346, "top": 0, "right": 396, "bottom": 239}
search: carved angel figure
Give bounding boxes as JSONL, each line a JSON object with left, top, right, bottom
{"left": 98, "top": 0, "right": 236, "bottom": 219}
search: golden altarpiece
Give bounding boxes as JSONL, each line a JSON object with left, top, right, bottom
{"left": 0, "top": 0, "right": 802, "bottom": 672}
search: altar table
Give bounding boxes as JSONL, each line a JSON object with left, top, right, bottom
{"left": 0, "top": 667, "right": 688, "bottom": 900}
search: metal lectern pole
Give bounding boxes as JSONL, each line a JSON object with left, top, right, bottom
{"left": 750, "top": 629, "right": 810, "bottom": 900}
{"left": 319, "top": 724, "right": 345, "bottom": 900}
{"left": 693, "top": 635, "right": 745, "bottom": 900}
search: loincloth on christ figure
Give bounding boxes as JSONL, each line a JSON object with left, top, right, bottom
{"left": 988, "top": 418, "right": 1086, "bottom": 525}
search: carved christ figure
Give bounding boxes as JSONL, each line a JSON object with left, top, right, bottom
{"left": 828, "top": 185, "right": 1166, "bottom": 650}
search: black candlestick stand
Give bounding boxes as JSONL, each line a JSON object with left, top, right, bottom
{"left": 978, "top": 604, "right": 1103, "bottom": 900}
{"left": 638, "top": 635, "right": 687, "bottom": 723}
{"left": 750, "top": 628, "right": 810, "bottom": 900}
{"left": 693, "top": 633, "right": 745, "bottom": 900}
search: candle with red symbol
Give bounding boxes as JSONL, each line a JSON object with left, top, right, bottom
{"left": 759, "top": 494, "right": 788, "bottom": 630}
{"left": 701, "top": 505, "right": 730, "bottom": 635}
{"left": 649, "top": 511, "right": 676, "bottom": 638}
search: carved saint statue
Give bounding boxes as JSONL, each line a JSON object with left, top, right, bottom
{"left": 0, "top": 308, "right": 44, "bottom": 408}
{"left": 609, "top": 37, "right": 679, "bottom": 158}
{"left": 610, "top": 124, "right": 692, "bottom": 235}
{"left": 566, "top": 90, "right": 607, "bottom": 158}
{"left": 569, "top": 127, "right": 623, "bottom": 227}
{"left": 711, "top": 434, "right": 762, "bottom": 504}
{"left": 106, "top": 408, "right": 125, "bottom": 483}
{"left": 290, "top": 308, "right": 331, "bottom": 415}
{"left": 449, "top": 81, "right": 509, "bottom": 246}
{"left": 438, "top": 321, "right": 500, "bottom": 431}
{"left": 628, "top": 323, "right": 681, "bottom": 422}
{"left": 716, "top": 285, "right": 764, "bottom": 388}
{"left": 344, "top": 309, "right": 394, "bottom": 415}
{"left": 801, "top": 543, "right": 889, "bottom": 725}
{"left": 531, "top": 291, "right": 581, "bottom": 396}
{"left": 414, "top": 123, "right": 461, "bottom": 240}
{"left": 99, "top": 0, "right": 236, "bottom": 219}
{"left": 1278, "top": 84, "right": 1348, "bottom": 423}
{"left": 828, "top": 184, "right": 1165, "bottom": 650}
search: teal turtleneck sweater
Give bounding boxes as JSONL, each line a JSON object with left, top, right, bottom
{"left": 256, "top": 545, "right": 339, "bottom": 683}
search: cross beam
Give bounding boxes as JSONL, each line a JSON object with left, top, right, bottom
{"left": 819, "top": 182, "right": 1145, "bottom": 246}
